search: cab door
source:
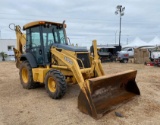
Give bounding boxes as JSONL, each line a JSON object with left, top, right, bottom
{"left": 29, "top": 26, "right": 44, "bottom": 65}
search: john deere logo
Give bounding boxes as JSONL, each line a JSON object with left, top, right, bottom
{"left": 64, "top": 57, "right": 73, "bottom": 65}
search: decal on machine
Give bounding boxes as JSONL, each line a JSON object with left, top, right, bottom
{"left": 64, "top": 57, "right": 73, "bottom": 65}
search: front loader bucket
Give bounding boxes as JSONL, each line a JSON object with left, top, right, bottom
{"left": 78, "top": 70, "right": 140, "bottom": 119}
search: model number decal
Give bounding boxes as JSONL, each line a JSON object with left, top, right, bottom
{"left": 64, "top": 57, "right": 73, "bottom": 65}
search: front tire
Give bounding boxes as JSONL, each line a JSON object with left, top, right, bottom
{"left": 19, "top": 61, "right": 35, "bottom": 89}
{"left": 45, "top": 69, "right": 67, "bottom": 99}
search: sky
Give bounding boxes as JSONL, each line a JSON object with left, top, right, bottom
{"left": 0, "top": 0, "right": 160, "bottom": 48}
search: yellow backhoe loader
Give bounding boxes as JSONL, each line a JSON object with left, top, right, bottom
{"left": 10, "top": 21, "right": 140, "bottom": 119}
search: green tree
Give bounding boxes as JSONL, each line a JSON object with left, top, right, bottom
{"left": 0, "top": 52, "right": 7, "bottom": 61}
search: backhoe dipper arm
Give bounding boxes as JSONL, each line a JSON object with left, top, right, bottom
{"left": 15, "top": 25, "right": 26, "bottom": 55}
{"left": 13, "top": 25, "right": 26, "bottom": 68}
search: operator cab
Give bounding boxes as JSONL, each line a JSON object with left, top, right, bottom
{"left": 23, "top": 21, "right": 67, "bottom": 66}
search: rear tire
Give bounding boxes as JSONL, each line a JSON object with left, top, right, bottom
{"left": 19, "top": 61, "right": 36, "bottom": 89}
{"left": 45, "top": 69, "right": 67, "bottom": 99}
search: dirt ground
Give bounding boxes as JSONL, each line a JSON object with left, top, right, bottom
{"left": 0, "top": 61, "right": 160, "bottom": 125}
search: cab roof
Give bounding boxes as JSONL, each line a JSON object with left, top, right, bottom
{"left": 23, "top": 21, "right": 65, "bottom": 30}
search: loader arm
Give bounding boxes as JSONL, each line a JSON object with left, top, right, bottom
{"left": 50, "top": 47, "right": 86, "bottom": 89}
{"left": 50, "top": 46, "right": 99, "bottom": 116}
{"left": 91, "top": 40, "right": 105, "bottom": 76}
{"left": 50, "top": 40, "right": 105, "bottom": 89}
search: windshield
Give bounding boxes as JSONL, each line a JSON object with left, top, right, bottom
{"left": 99, "top": 48, "right": 108, "bottom": 52}
{"left": 42, "top": 24, "right": 67, "bottom": 47}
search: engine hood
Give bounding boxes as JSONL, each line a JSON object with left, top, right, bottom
{"left": 52, "top": 44, "right": 88, "bottom": 52}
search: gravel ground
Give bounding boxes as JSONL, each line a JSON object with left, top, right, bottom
{"left": 0, "top": 61, "right": 160, "bottom": 125}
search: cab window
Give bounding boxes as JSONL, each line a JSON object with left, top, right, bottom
{"left": 31, "top": 27, "right": 41, "bottom": 47}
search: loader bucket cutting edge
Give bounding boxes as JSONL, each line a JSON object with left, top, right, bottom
{"left": 78, "top": 70, "right": 140, "bottom": 119}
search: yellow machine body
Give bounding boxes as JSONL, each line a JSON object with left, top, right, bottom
{"left": 13, "top": 21, "right": 140, "bottom": 119}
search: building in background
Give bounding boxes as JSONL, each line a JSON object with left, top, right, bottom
{"left": 0, "top": 39, "right": 16, "bottom": 56}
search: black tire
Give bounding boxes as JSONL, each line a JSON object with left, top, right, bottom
{"left": 45, "top": 69, "right": 67, "bottom": 99}
{"left": 100, "top": 58, "right": 103, "bottom": 63}
{"left": 123, "top": 59, "right": 128, "bottom": 63}
{"left": 19, "top": 61, "right": 36, "bottom": 89}
{"left": 144, "top": 62, "right": 147, "bottom": 65}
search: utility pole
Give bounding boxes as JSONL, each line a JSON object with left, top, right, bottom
{"left": 115, "top": 31, "right": 117, "bottom": 45}
{"left": 115, "top": 5, "right": 125, "bottom": 49}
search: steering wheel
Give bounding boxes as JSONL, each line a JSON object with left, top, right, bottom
{"left": 48, "top": 40, "right": 53, "bottom": 45}
{"left": 32, "top": 43, "right": 37, "bottom": 47}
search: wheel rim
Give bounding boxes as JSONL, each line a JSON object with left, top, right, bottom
{"left": 48, "top": 77, "right": 56, "bottom": 92}
{"left": 22, "top": 68, "right": 28, "bottom": 83}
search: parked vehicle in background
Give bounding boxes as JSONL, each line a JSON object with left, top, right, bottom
{"left": 150, "top": 51, "right": 160, "bottom": 61}
{"left": 144, "top": 47, "right": 160, "bottom": 66}
{"left": 96, "top": 45, "right": 121, "bottom": 62}
{"left": 154, "top": 57, "right": 160, "bottom": 66}
{"left": 116, "top": 51, "right": 129, "bottom": 63}
{"left": 121, "top": 47, "right": 134, "bottom": 57}
{"left": 97, "top": 46, "right": 115, "bottom": 62}
{"left": 149, "top": 50, "right": 160, "bottom": 66}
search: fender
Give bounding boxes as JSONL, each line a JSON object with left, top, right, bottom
{"left": 20, "top": 53, "right": 37, "bottom": 68}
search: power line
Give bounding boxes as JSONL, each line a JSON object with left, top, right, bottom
{"left": 0, "top": 12, "right": 156, "bottom": 24}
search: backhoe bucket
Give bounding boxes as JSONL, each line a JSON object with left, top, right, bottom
{"left": 78, "top": 70, "right": 140, "bottom": 119}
